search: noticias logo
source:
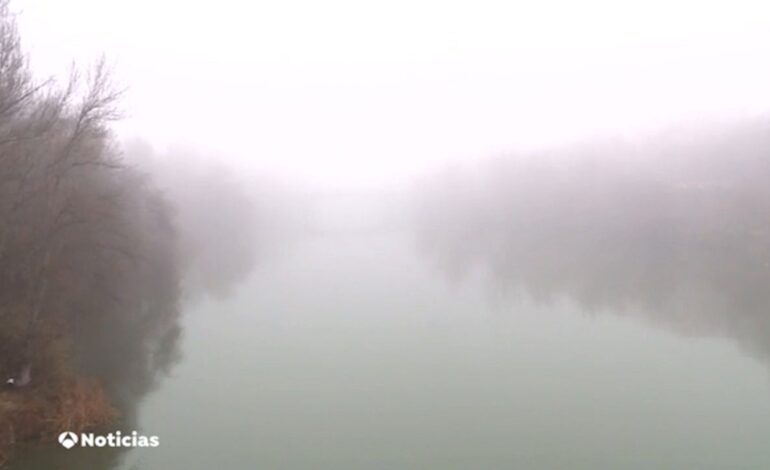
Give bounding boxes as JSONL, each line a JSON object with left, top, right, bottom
{"left": 58, "top": 431, "right": 159, "bottom": 449}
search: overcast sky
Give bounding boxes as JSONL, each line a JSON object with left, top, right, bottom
{"left": 12, "top": 0, "right": 770, "bottom": 189}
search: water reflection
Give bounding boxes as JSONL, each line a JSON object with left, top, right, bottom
{"left": 413, "top": 121, "right": 770, "bottom": 365}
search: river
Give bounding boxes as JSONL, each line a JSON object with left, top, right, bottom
{"left": 11, "top": 220, "right": 770, "bottom": 469}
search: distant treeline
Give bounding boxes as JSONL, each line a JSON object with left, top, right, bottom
{"left": 123, "top": 140, "right": 312, "bottom": 300}
{"left": 0, "top": 3, "right": 267, "bottom": 466}
{"left": 412, "top": 120, "right": 770, "bottom": 362}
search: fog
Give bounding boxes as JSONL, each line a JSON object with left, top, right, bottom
{"left": 12, "top": 0, "right": 770, "bottom": 190}
{"left": 3, "top": 0, "right": 770, "bottom": 468}
{"left": 412, "top": 119, "right": 770, "bottom": 362}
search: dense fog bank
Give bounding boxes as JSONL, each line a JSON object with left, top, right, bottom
{"left": 412, "top": 119, "right": 770, "bottom": 362}
{"left": 122, "top": 141, "right": 313, "bottom": 299}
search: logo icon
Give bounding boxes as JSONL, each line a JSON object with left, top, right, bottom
{"left": 58, "top": 432, "right": 78, "bottom": 449}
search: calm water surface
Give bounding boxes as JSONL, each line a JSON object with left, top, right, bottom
{"left": 14, "top": 228, "right": 770, "bottom": 469}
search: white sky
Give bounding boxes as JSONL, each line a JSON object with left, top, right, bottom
{"left": 12, "top": 0, "right": 770, "bottom": 189}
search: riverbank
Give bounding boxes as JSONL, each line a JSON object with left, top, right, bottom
{"left": 0, "top": 377, "right": 115, "bottom": 467}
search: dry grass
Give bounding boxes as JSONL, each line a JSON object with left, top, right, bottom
{"left": 0, "top": 376, "right": 117, "bottom": 467}
{"left": 44, "top": 377, "right": 118, "bottom": 436}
